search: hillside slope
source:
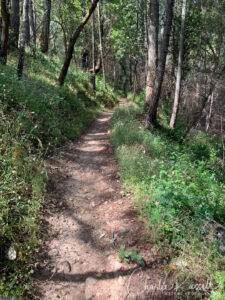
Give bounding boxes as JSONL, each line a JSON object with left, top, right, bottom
{"left": 0, "top": 52, "right": 118, "bottom": 297}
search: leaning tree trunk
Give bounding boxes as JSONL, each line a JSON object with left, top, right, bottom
{"left": 0, "top": 0, "right": 10, "bottom": 65}
{"left": 10, "top": 0, "right": 20, "bottom": 49}
{"left": 97, "top": 1, "right": 106, "bottom": 88}
{"left": 40, "top": 0, "right": 51, "bottom": 53}
{"left": 29, "top": 0, "right": 36, "bottom": 56}
{"left": 57, "top": 0, "right": 99, "bottom": 86}
{"left": 145, "top": 0, "right": 159, "bottom": 104}
{"left": 169, "top": 0, "right": 187, "bottom": 129}
{"left": 17, "top": 0, "right": 29, "bottom": 78}
{"left": 146, "top": 0, "right": 174, "bottom": 126}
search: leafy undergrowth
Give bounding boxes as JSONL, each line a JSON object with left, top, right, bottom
{"left": 118, "top": 244, "right": 146, "bottom": 267}
{"left": 0, "top": 51, "right": 118, "bottom": 297}
{"left": 110, "top": 102, "right": 225, "bottom": 299}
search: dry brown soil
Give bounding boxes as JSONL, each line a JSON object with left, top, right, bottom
{"left": 34, "top": 101, "right": 176, "bottom": 300}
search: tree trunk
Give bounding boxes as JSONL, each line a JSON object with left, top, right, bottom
{"left": 205, "top": 91, "right": 214, "bottom": 133}
{"left": 129, "top": 57, "right": 133, "bottom": 90}
{"left": 181, "top": 30, "right": 223, "bottom": 141}
{"left": 182, "top": 82, "right": 216, "bottom": 141}
{"left": 91, "top": 0, "right": 96, "bottom": 90}
{"left": 132, "top": 61, "right": 138, "bottom": 101}
{"left": 57, "top": 0, "right": 99, "bottom": 86}
{"left": 17, "top": 0, "right": 29, "bottom": 79}
{"left": 40, "top": 0, "right": 51, "bottom": 53}
{"left": 89, "top": 12, "right": 104, "bottom": 74}
{"left": 97, "top": 1, "right": 106, "bottom": 88}
{"left": 0, "top": 0, "right": 10, "bottom": 65}
{"left": 81, "top": 0, "right": 89, "bottom": 71}
{"left": 145, "top": 0, "right": 159, "bottom": 104}
{"left": 94, "top": 53, "right": 102, "bottom": 74}
{"left": 10, "top": 0, "right": 20, "bottom": 49}
{"left": 169, "top": 0, "right": 187, "bottom": 129}
{"left": 61, "top": 24, "right": 68, "bottom": 56}
{"left": 195, "top": 45, "right": 201, "bottom": 102}
{"left": 143, "top": 0, "right": 148, "bottom": 84}
{"left": 146, "top": 0, "right": 174, "bottom": 126}
{"left": 113, "top": 59, "right": 116, "bottom": 88}
{"left": 29, "top": 0, "right": 36, "bottom": 56}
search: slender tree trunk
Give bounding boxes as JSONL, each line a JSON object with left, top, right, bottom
{"left": 145, "top": 0, "right": 159, "bottom": 104}
{"left": 29, "top": 0, "right": 36, "bottom": 56}
{"left": 205, "top": 91, "right": 214, "bottom": 133}
{"left": 0, "top": 0, "right": 10, "bottom": 65}
{"left": 17, "top": 0, "right": 29, "bottom": 79}
{"left": 94, "top": 54, "right": 102, "bottom": 73}
{"left": 129, "top": 57, "right": 133, "bottom": 89}
{"left": 113, "top": 60, "right": 116, "bottom": 88}
{"left": 10, "top": 0, "right": 20, "bottom": 49}
{"left": 181, "top": 32, "right": 223, "bottom": 141}
{"left": 81, "top": 0, "right": 89, "bottom": 71}
{"left": 169, "top": 0, "right": 187, "bottom": 129}
{"left": 91, "top": 0, "right": 96, "bottom": 90}
{"left": 146, "top": 0, "right": 174, "bottom": 126}
{"left": 120, "top": 60, "right": 128, "bottom": 94}
{"left": 182, "top": 82, "right": 216, "bottom": 140}
{"left": 196, "top": 43, "right": 201, "bottom": 101}
{"left": 97, "top": 1, "right": 106, "bottom": 88}
{"left": 61, "top": 24, "right": 68, "bottom": 56}
{"left": 40, "top": 0, "right": 51, "bottom": 53}
{"left": 132, "top": 61, "right": 138, "bottom": 101}
{"left": 57, "top": 0, "right": 99, "bottom": 86}
{"left": 143, "top": 0, "right": 148, "bottom": 84}
{"left": 220, "top": 116, "right": 225, "bottom": 168}
{"left": 89, "top": 13, "right": 104, "bottom": 75}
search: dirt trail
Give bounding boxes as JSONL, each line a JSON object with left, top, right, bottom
{"left": 35, "top": 100, "right": 170, "bottom": 300}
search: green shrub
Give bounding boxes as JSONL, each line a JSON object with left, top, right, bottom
{"left": 110, "top": 104, "right": 225, "bottom": 293}
{"left": 210, "top": 272, "right": 225, "bottom": 300}
{"left": 118, "top": 245, "right": 146, "bottom": 266}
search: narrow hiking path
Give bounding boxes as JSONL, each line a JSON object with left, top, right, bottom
{"left": 34, "top": 101, "right": 171, "bottom": 300}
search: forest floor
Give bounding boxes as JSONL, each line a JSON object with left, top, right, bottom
{"left": 34, "top": 100, "right": 175, "bottom": 300}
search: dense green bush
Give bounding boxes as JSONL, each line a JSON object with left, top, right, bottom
{"left": 110, "top": 103, "right": 225, "bottom": 296}
{"left": 0, "top": 53, "right": 117, "bottom": 296}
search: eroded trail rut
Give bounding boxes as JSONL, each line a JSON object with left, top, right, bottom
{"left": 35, "top": 105, "right": 166, "bottom": 300}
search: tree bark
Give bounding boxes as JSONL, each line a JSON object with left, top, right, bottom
{"left": 81, "top": 0, "right": 89, "bottom": 71}
{"left": 10, "top": 0, "right": 20, "bottom": 49}
{"left": 89, "top": 12, "right": 104, "bottom": 74}
{"left": 145, "top": 0, "right": 159, "bottom": 104}
{"left": 97, "top": 1, "right": 106, "bottom": 88}
{"left": 169, "top": 0, "right": 187, "bottom": 129}
{"left": 29, "top": 0, "right": 36, "bottom": 56}
{"left": 17, "top": 0, "right": 29, "bottom": 79}
{"left": 205, "top": 91, "right": 214, "bottom": 133}
{"left": 40, "top": 0, "right": 51, "bottom": 53}
{"left": 57, "top": 0, "right": 99, "bottom": 86}
{"left": 146, "top": 0, "right": 174, "bottom": 126}
{"left": 0, "top": 0, "right": 10, "bottom": 65}
{"left": 91, "top": 0, "right": 96, "bottom": 90}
